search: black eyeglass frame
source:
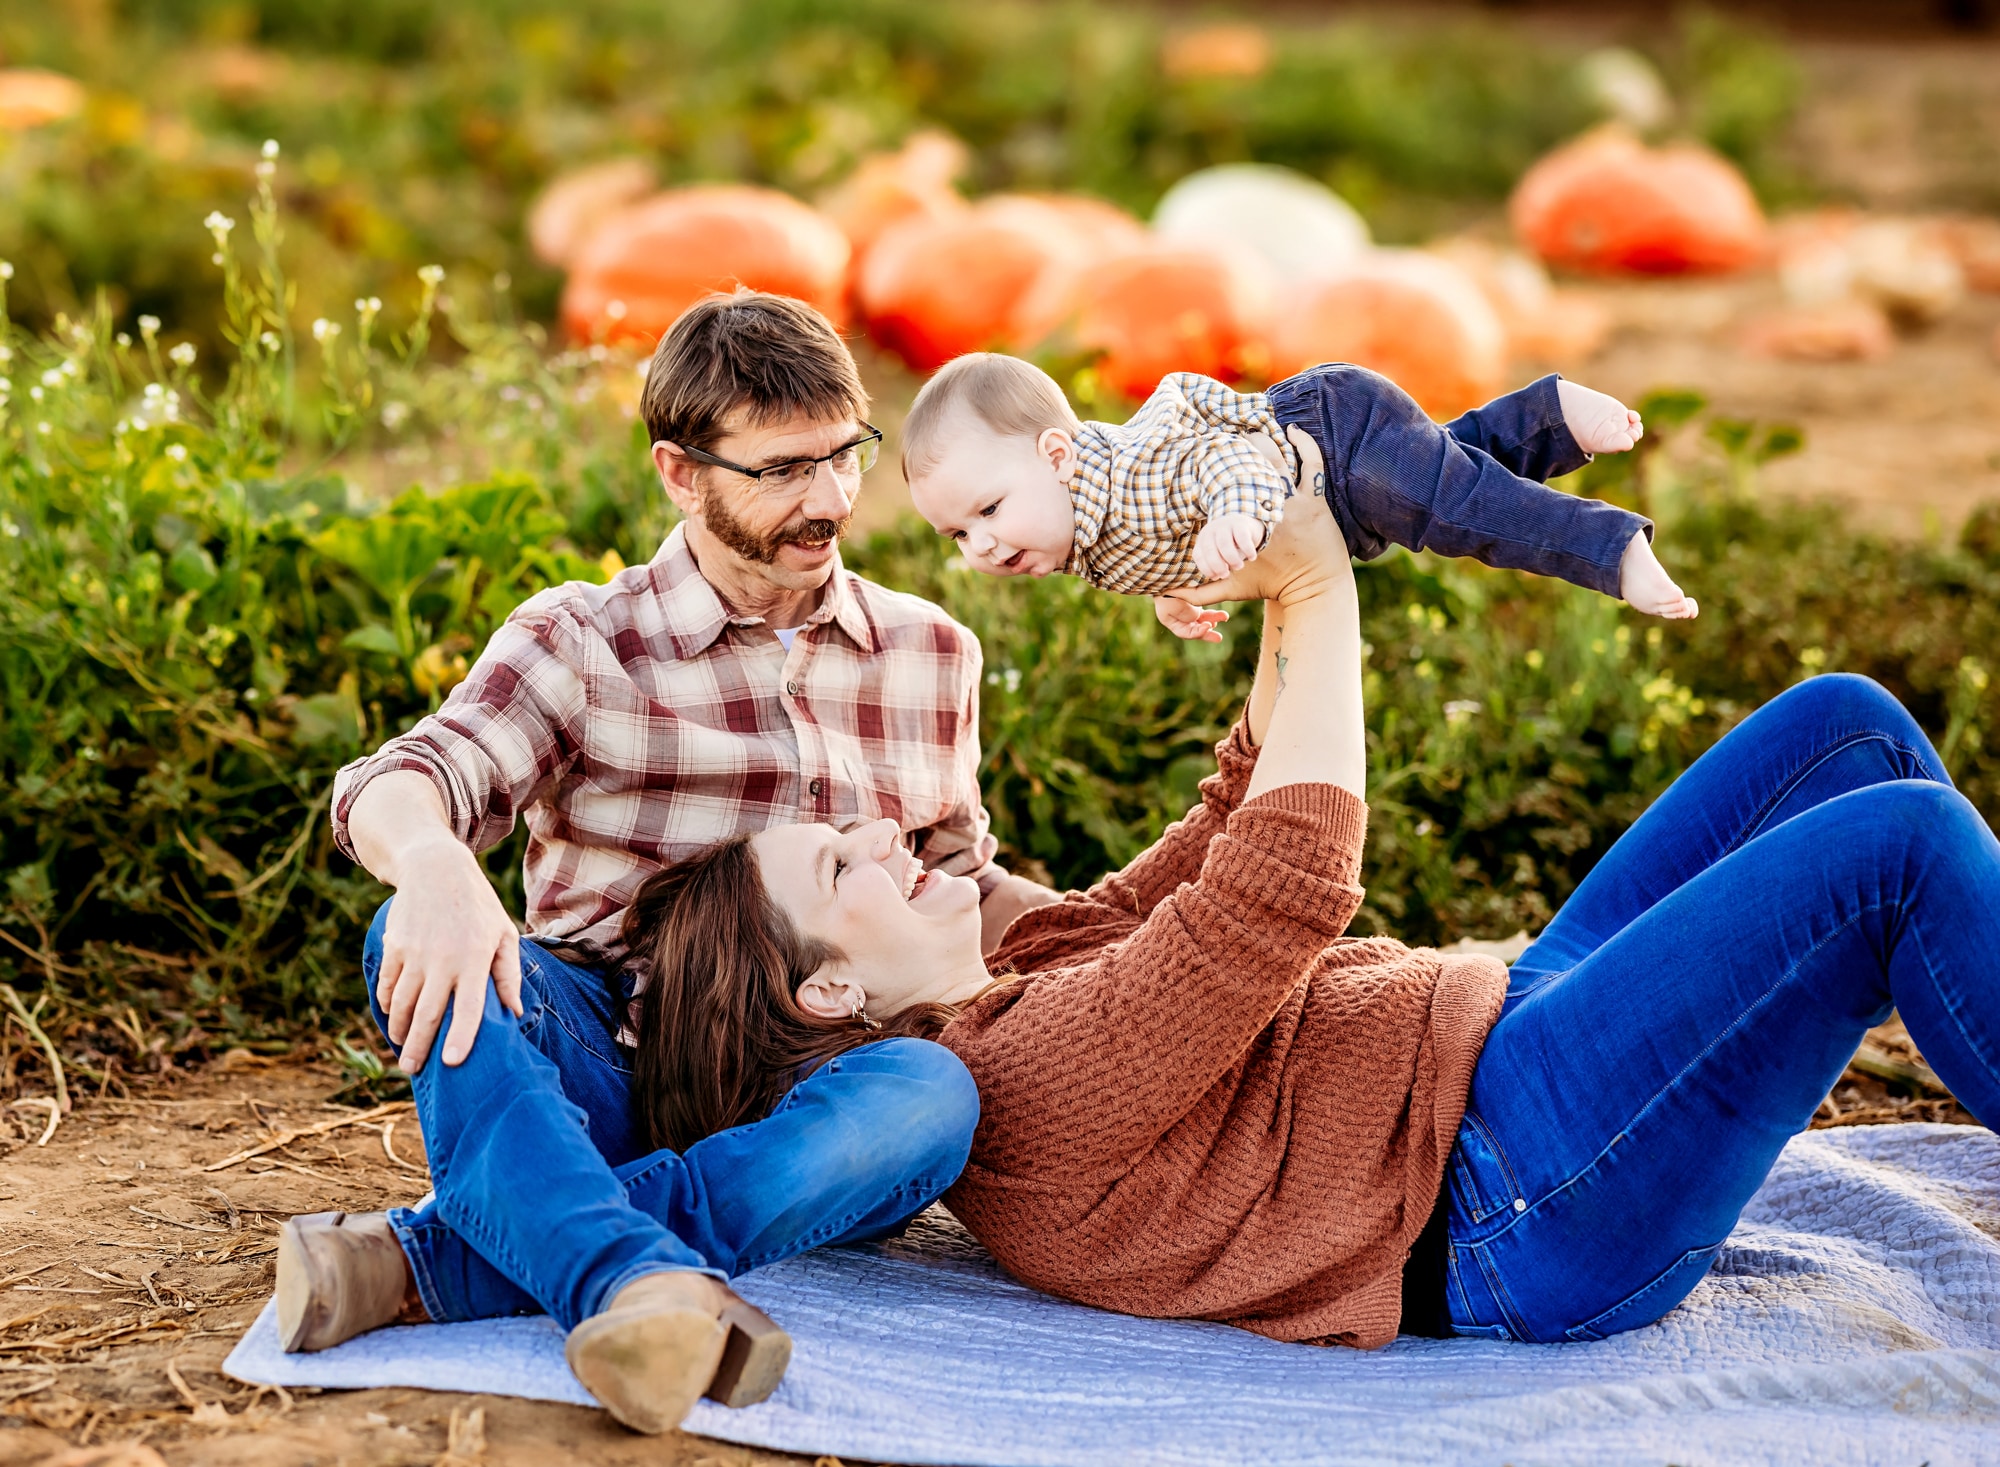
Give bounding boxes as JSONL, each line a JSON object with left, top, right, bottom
{"left": 671, "top": 422, "right": 884, "bottom": 486}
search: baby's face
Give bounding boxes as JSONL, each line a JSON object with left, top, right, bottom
{"left": 908, "top": 417, "right": 1078, "bottom": 578}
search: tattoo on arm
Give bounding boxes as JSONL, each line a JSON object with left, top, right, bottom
{"left": 1275, "top": 651, "right": 1289, "bottom": 697}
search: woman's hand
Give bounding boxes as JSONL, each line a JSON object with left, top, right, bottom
{"left": 1170, "top": 493, "right": 1353, "bottom": 611}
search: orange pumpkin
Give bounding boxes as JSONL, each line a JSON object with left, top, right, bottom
{"left": 1047, "top": 245, "right": 1271, "bottom": 400}
{"left": 0, "top": 69, "right": 85, "bottom": 129}
{"left": 559, "top": 185, "right": 850, "bottom": 347}
{"left": 1431, "top": 238, "right": 1609, "bottom": 364}
{"left": 819, "top": 131, "right": 969, "bottom": 263}
{"left": 528, "top": 157, "right": 657, "bottom": 268}
{"left": 858, "top": 194, "right": 1143, "bottom": 373}
{"left": 1265, "top": 251, "right": 1506, "bottom": 419}
{"left": 1511, "top": 129, "right": 1767, "bottom": 275}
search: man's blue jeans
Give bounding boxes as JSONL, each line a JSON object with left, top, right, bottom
{"left": 1446, "top": 674, "right": 2000, "bottom": 1342}
{"left": 363, "top": 910, "right": 979, "bottom": 1330}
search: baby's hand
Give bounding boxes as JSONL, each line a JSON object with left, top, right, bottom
{"left": 1556, "top": 379, "right": 1644, "bottom": 455}
{"left": 1154, "top": 595, "right": 1229, "bottom": 644}
{"left": 1192, "top": 513, "right": 1267, "bottom": 583}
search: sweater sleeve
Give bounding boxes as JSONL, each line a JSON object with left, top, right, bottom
{"left": 951, "top": 782, "right": 1367, "bottom": 1177}
{"left": 988, "top": 718, "right": 1260, "bottom": 969}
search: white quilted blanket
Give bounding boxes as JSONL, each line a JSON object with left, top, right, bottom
{"left": 225, "top": 1123, "right": 2000, "bottom": 1466}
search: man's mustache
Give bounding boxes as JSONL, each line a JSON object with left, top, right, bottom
{"left": 782, "top": 518, "right": 846, "bottom": 546}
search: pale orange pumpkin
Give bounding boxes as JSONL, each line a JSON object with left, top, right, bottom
{"left": 819, "top": 131, "right": 970, "bottom": 263}
{"left": 527, "top": 157, "right": 658, "bottom": 269}
{"left": 1047, "top": 245, "right": 1271, "bottom": 400}
{"left": 0, "top": 69, "right": 85, "bottom": 130}
{"left": 1265, "top": 251, "right": 1506, "bottom": 420}
{"left": 1511, "top": 129, "right": 1767, "bottom": 276}
{"left": 559, "top": 185, "right": 851, "bottom": 347}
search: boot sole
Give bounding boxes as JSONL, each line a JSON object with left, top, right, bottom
{"left": 564, "top": 1305, "right": 729, "bottom": 1435}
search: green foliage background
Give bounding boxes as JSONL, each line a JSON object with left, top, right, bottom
{"left": 1, "top": 1, "right": 1800, "bottom": 348}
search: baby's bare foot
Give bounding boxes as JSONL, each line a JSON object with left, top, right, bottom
{"left": 1557, "top": 379, "right": 1644, "bottom": 455}
{"left": 1620, "top": 532, "right": 1698, "bottom": 619}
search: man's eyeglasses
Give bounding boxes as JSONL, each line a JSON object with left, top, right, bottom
{"left": 674, "top": 423, "right": 883, "bottom": 491}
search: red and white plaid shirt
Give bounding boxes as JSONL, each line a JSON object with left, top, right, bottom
{"left": 331, "top": 524, "right": 998, "bottom": 968}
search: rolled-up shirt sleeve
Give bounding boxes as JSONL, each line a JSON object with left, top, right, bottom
{"left": 330, "top": 614, "right": 587, "bottom": 862}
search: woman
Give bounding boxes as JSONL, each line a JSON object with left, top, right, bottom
{"left": 630, "top": 499, "right": 2000, "bottom": 1347}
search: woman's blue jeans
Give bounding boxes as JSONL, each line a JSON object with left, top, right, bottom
{"left": 362, "top": 908, "right": 979, "bottom": 1330}
{"left": 1444, "top": 673, "right": 2000, "bottom": 1342}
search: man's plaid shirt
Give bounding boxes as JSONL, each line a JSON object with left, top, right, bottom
{"left": 331, "top": 524, "right": 998, "bottom": 970}
{"left": 1067, "top": 373, "right": 1303, "bottom": 597}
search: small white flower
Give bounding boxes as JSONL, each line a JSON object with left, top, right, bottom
{"left": 0, "top": 345, "right": 10, "bottom": 363}
{"left": 138, "top": 315, "right": 161, "bottom": 336}
{"left": 418, "top": 264, "right": 445, "bottom": 286}
{"left": 0, "top": 377, "right": 10, "bottom": 392}
{"left": 311, "top": 318, "right": 340, "bottom": 343}
{"left": 204, "top": 211, "right": 236, "bottom": 238}
{"left": 165, "top": 443, "right": 188, "bottom": 462}
{"left": 0, "top": 261, "right": 13, "bottom": 280}
{"left": 40, "top": 369, "right": 61, "bottom": 389}
{"left": 143, "top": 382, "right": 164, "bottom": 402}
{"left": 212, "top": 253, "right": 226, "bottom": 266}
{"left": 115, "top": 332, "right": 131, "bottom": 347}
{"left": 114, "top": 419, "right": 129, "bottom": 434}
{"left": 1443, "top": 699, "right": 1483, "bottom": 725}
{"left": 29, "top": 386, "right": 43, "bottom": 402}
{"left": 262, "top": 139, "right": 280, "bottom": 159}
{"left": 60, "top": 359, "right": 78, "bottom": 379}
{"left": 36, "top": 421, "right": 50, "bottom": 435}
{"left": 260, "top": 331, "right": 280, "bottom": 351}
{"left": 169, "top": 342, "right": 197, "bottom": 367}
{"left": 380, "top": 400, "right": 411, "bottom": 431}
{"left": 1, "top": 518, "right": 18, "bottom": 538}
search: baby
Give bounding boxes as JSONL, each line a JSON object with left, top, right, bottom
{"left": 901, "top": 354, "right": 1696, "bottom": 639}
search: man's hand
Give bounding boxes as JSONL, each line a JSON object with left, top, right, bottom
{"left": 979, "top": 871, "right": 1060, "bottom": 955}
{"left": 1154, "top": 595, "right": 1230, "bottom": 643}
{"left": 1192, "top": 513, "right": 1268, "bottom": 582}
{"left": 347, "top": 771, "right": 523, "bottom": 1074}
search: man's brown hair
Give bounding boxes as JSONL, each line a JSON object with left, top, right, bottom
{"left": 639, "top": 291, "right": 869, "bottom": 454}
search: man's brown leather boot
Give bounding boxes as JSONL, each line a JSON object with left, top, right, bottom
{"left": 276, "top": 1210, "right": 428, "bottom": 1352}
{"left": 563, "top": 1271, "right": 793, "bottom": 1434}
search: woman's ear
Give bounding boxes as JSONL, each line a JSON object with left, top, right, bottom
{"left": 794, "top": 969, "right": 862, "bottom": 1023}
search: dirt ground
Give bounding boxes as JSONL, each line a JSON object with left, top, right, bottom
{"left": 0, "top": 1023, "right": 1972, "bottom": 1467}
{"left": 0, "top": 1057, "right": 818, "bottom": 1467}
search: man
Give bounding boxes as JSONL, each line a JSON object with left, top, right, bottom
{"left": 278, "top": 292, "right": 1053, "bottom": 1435}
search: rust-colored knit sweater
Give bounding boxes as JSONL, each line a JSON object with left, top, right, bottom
{"left": 939, "top": 719, "right": 1509, "bottom": 1348}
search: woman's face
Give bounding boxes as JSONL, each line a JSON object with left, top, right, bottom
{"left": 752, "top": 818, "right": 986, "bottom": 1017}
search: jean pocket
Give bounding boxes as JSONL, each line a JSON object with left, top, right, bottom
{"left": 1447, "top": 1111, "right": 1526, "bottom": 1234}
{"left": 1563, "top": 1242, "right": 1722, "bottom": 1342}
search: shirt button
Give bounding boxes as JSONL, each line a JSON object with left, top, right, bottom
{"left": 809, "top": 779, "right": 823, "bottom": 797}
{"left": 786, "top": 680, "right": 799, "bottom": 696}
{"left": 1513, "top": 1198, "right": 1527, "bottom": 1213}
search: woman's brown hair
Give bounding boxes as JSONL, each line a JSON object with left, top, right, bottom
{"left": 622, "top": 834, "right": 960, "bottom": 1154}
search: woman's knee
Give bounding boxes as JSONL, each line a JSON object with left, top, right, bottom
{"left": 1772, "top": 674, "right": 1938, "bottom": 767}
{"left": 839, "top": 1038, "right": 980, "bottom": 1175}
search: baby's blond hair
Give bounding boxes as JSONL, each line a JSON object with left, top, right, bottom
{"left": 901, "top": 353, "right": 1082, "bottom": 480}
